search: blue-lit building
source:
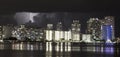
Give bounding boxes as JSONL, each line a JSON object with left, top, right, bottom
{"left": 102, "top": 25, "right": 112, "bottom": 41}
{"left": 101, "top": 16, "right": 115, "bottom": 43}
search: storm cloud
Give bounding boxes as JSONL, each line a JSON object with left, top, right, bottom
{"left": 14, "top": 12, "right": 39, "bottom": 25}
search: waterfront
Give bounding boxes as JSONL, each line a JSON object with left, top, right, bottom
{"left": 0, "top": 42, "right": 119, "bottom": 57}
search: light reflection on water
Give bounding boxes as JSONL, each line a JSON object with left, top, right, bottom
{"left": 0, "top": 42, "right": 119, "bottom": 57}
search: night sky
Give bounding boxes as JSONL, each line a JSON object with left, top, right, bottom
{"left": 0, "top": 0, "right": 120, "bottom": 37}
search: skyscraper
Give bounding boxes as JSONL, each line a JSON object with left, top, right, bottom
{"left": 46, "top": 24, "right": 54, "bottom": 41}
{"left": 87, "top": 18, "right": 102, "bottom": 40}
{"left": 101, "top": 16, "right": 115, "bottom": 42}
{"left": 71, "top": 20, "right": 81, "bottom": 42}
{"left": 105, "top": 16, "right": 115, "bottom": 40}
{"left": 55, "top": 22, "right": 64, "bottom": 41}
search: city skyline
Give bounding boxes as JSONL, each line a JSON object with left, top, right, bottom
{"left": 0, "top": 1, "right": 119, "bottom": 57}
{"left": 0, "top": 16, "right": 115, "bottom": 43}
{"left": 0, "top": 12, "right": 119, "bottom": 37}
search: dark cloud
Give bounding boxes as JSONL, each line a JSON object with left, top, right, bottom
{"left": 32, "top": 12, "right": 72, "bottom": 29}
{"left": 0, "top": 14, "right": 17, "bottom": 25}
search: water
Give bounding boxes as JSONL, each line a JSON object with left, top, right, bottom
{"left": 0, "top": 42, "right": 119, "bottom": 57}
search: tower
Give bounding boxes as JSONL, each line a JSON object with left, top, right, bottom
{"left": 87, "top": 18, "right": 102, "bottom": 40}
{"left": 101, "top": 16, "right": 115, "bottom": 43}
{"left": 55, "top": 22, "right": 64, "bottom": 41}
{"left": 71, "top": 20, "right": 81, "bottom": 42}
{"left": 105, "top": 16, "right": 115, "bottom": 40}
{"left": 46, "top": 24, "right": 54, "bottom": 41}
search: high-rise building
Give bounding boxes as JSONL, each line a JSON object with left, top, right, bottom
{"left": 46, "top": 24, "right": 54, "bottom": 41}
{"left": 71, "top": 20, "right": 81, "bottom": 42}
{"left": 101, "top": 25, "right": 112, "bottom": 42}
{"left": 87, "top": 18, "right": 102, "bottom": 40}
{"left": 101, "top": 16, "right": 115, "bottom": 42}
{"left": 87, "top": 18, "right": 96, "bottom": 34}
{"left": 55, "top": 22, "right": 64, "bottom": 41}
{"left": 105, "top": 16, "right": 115, "bottom": 40}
